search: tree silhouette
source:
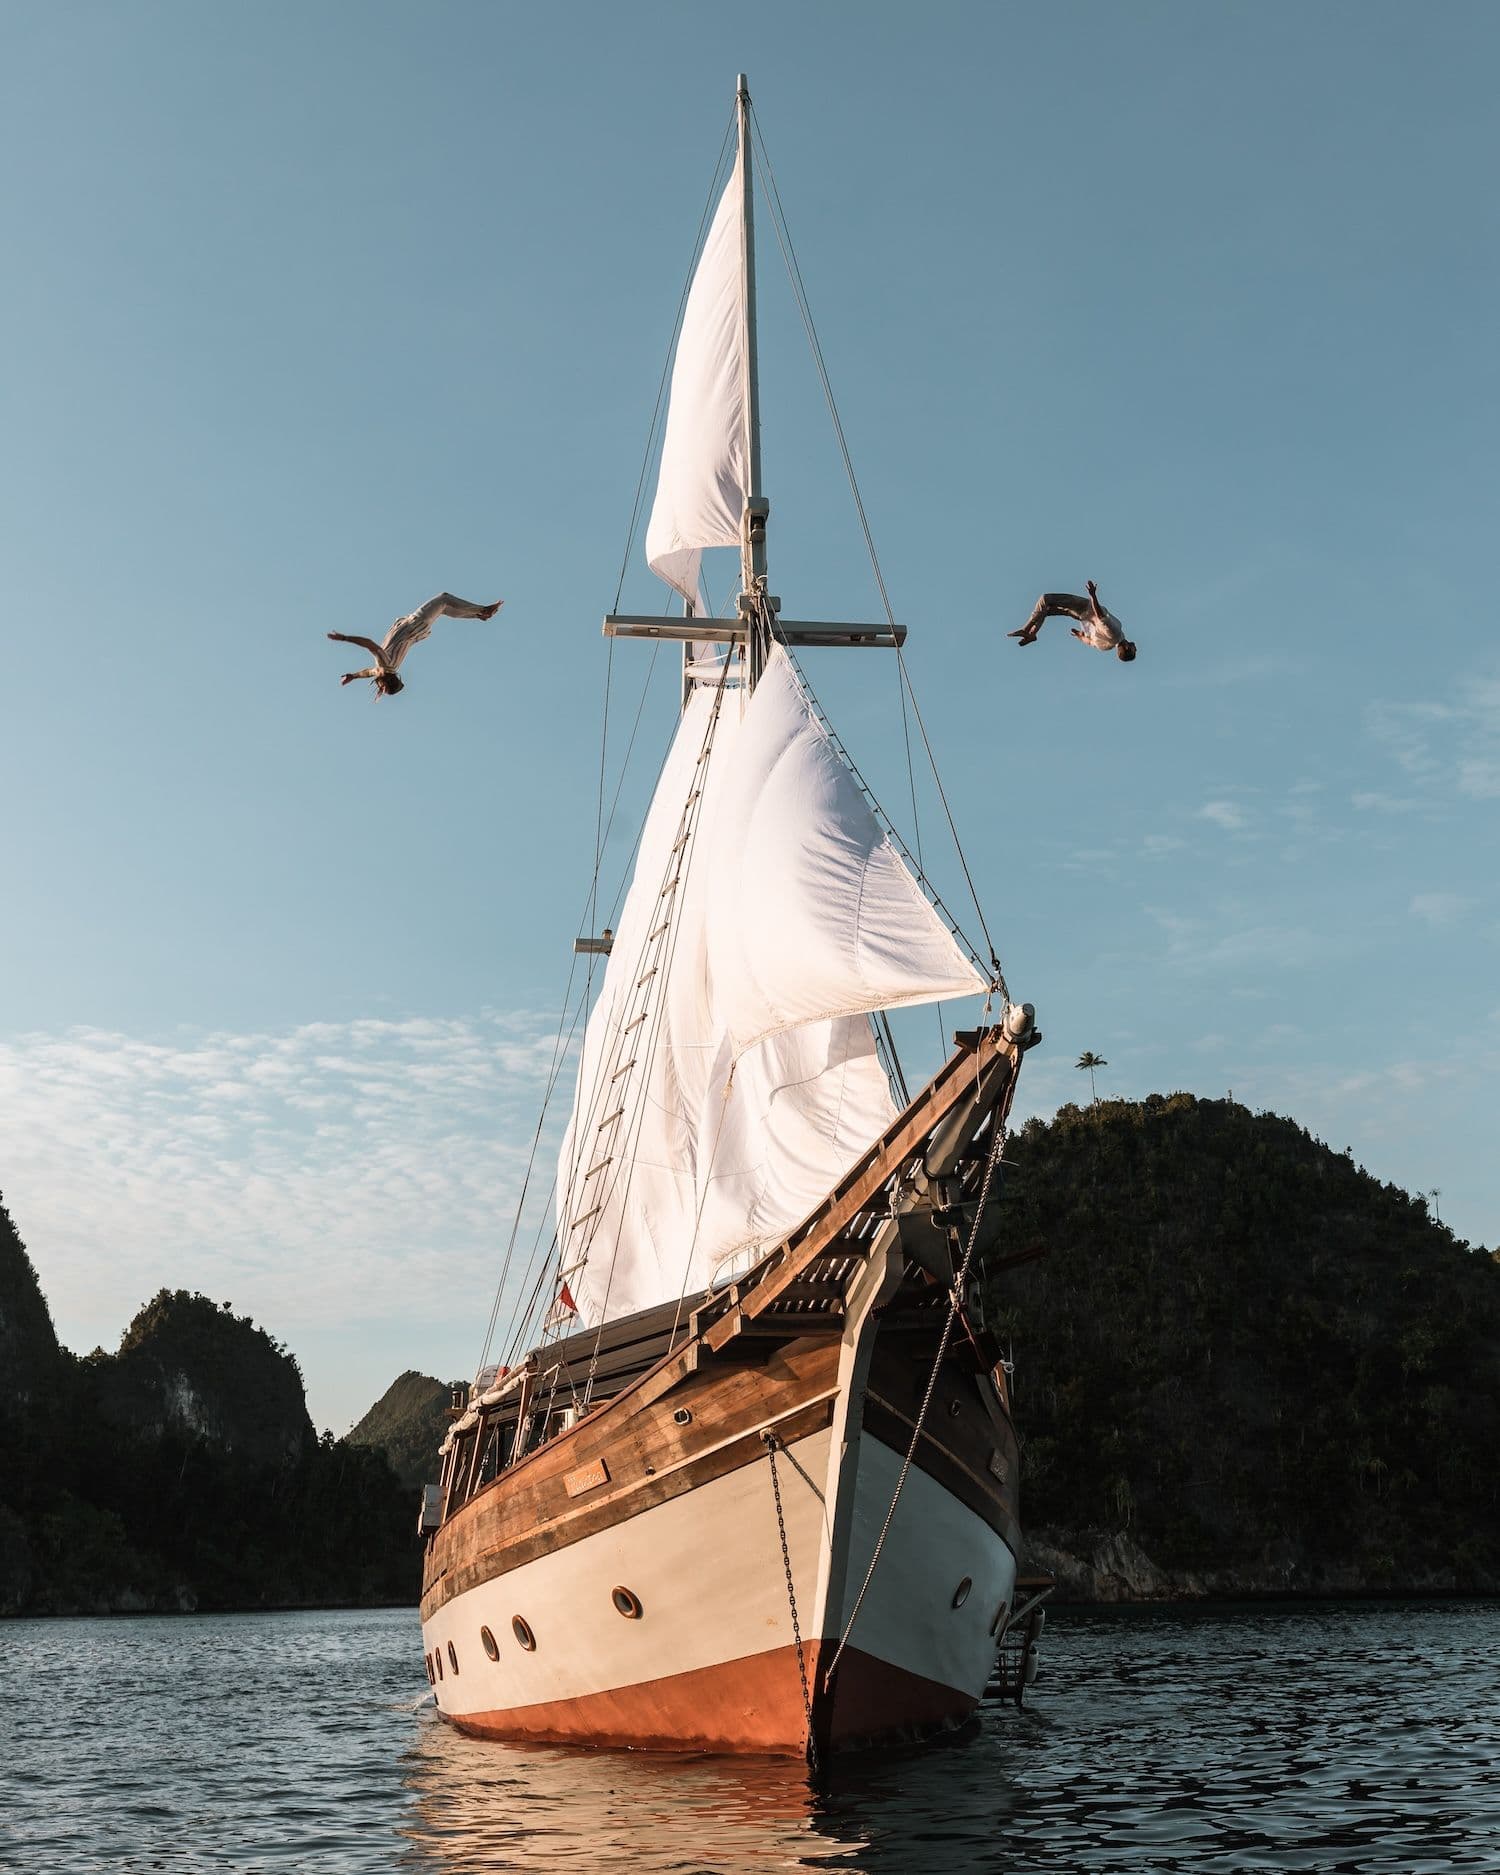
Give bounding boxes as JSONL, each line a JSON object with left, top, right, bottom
{"left": 1076, "top": 1051, "right": 1108, "bottom": 1105}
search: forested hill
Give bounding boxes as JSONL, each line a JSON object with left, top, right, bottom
{"left": 987, "top": 1093, "right": 1500, "bottom": 1598}
{"left": 0, "top": 1208, "right": 419, "bottom": 1617}
{"left": 347, "top": 1370, "right": 455, "bottom": 1488}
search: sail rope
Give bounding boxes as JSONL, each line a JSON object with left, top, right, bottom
{"left": 475, "top": 643, "right": 664, "bottom": 1380}
{"left": 751, "top": 105, "right": 1006, "bottom": 997}
{"left": 489, "top": 113, "right": 762, "bottom": 1387}
{"left": 822, "top": 1071, "right": 1009, "bottom": 1688}
{"left": 572, "top": 658, "right": 737, "bottom": 1399}
{"left": 494, "top": 667, "right": 686, "bottom": 1377}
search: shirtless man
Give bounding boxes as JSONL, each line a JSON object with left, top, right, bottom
{"left": 329, "top": 592, "right": 503, "bottom": 697}
{"left": 1010, "top": 580, "right": 1136, "bottom": 662}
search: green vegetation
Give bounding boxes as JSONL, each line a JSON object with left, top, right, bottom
{"left": 347, "top": 1370, "right": 455, "bottom": 1488}
{"left": 987, "top": 1094, "right": 1500, "bottom": 1594}
{"left": 6, "top": 1088, "right": 1497, "bottom": 1613}
{"left": 0, "top": 1211, "right": 420, "bottom": 1617}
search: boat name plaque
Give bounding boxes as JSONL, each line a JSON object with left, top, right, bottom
{"left": 564, "top": 1457, "right": 611, "bottom": 1497}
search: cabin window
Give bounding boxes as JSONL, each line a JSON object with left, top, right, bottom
{"left": 447, "top": 1641, "right": 459, "bottom": 1675}
{"left": 512, "top": 1615, "right": 536, "bottom": 1651}
{"left": 952, "top": 1576, "right": 973, "bottom": 1609}
{"left": 990, "top": 1599, "right": 1010, "bottom": 1639}
{"left": 435, "top": 1649, "right": 444, "bottom": 1680}
{"left": 481, "top": 1626, "right": 500, "bottom": 1661}
{"left": 424, "top": 1652, "right": 434, "bottom": 1684}
{"left": 611, "top": 1586, "right": 643, "bottom": 1620}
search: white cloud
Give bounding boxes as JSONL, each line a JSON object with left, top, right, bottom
{"left": 1146, "top": 905, "right": 1327, "bottom": 972}
{"left": 1351, "top": 790, "right": 1419, "bottom": 813}
{"left": 0, "top": 1011, "right": 570, "bottom": 1365}
{"left": 1198, "top": 800, "right": 1248, "bottom": 832}
{"left": 1409, "top": 892, "right": 1471, "bottom": 928}
{"left": 1367, "top": 669, "right": 1500, "bottom": 802}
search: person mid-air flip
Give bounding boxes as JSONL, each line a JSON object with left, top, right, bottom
{"left": 328, "top": 592, "right": 504, "bottom": 697}
{"left": 1009, "top": 580, "right": 1137, "bottom": 662}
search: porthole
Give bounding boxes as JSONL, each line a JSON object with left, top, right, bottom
{"left": 989, "top": 1599, "right": 1010, "bottom": 1639}
{"left": 435, "top": 1648, "right": 444, "bottom": 1680}
{"left": 512, "top": 1615, "right": 536, "bottom": 1651}
{"left": 424, "top": 1652, "right": 434, "bottom": 1684}
{"left": 952, "top": 1576, "right": 973, "bottom": 1609}
{"left": 673, "top": 1407, "right": 692, "bottom": 1426}
{"left": 611, "top": 1585, "right": 643, "bottom": 1620}
{"left": 481, "top": 1625, "right": 500, "bottom": 1661}
{"left": 447, "top": 1641, "right": 459, "bottom": 1675}
{"left": 947, "top": 1398, "right": 961, "bottom": 1418}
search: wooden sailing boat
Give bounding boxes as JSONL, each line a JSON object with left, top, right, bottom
{"left": 418, "top": 76, "right": 1042, "bottom": 1759}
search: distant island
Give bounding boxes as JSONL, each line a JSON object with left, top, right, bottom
{"left": 3, "top": 1091, "right": 1496, "bottom": 1617}
{"left": 0, "top": 1212, "right": 422, "bottom": 1616}
{"left": 989, "top": 1093, "right": 1499, "bottom": 1598}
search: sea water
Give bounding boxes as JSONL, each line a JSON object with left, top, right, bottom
{"left": 2, "top": 1601, "right": 1497, "bottom": 1873}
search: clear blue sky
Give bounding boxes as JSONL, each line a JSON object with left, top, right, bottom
{"left": 2, "top": 2, "right": 1495, "bottom": 1433}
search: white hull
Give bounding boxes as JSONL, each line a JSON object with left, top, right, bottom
{"left": 423, "top": 1415, "right": 1016, "bottom": 1754}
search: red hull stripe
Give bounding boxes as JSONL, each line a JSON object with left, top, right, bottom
{"left": 443, "top": 1640, "right": 976, "bottom": 1756}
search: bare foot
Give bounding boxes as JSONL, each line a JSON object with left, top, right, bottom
{"left": 479, "top": 601, "right": 503, "bottom": 620}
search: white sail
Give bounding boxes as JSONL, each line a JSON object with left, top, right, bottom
{"left": 644, "top": 158, "right": 748, "bottom": 608}
{"left": 705, "top": 651, "right": 988, "bottom": 1054}
{"left": 559, "top": 648, "right": 988, "bottom": 1327}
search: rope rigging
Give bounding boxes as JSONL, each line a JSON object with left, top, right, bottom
{"left": 823, "top": 1068, "right": 1010, "bottom": 1687}
{"left": 750, "top": 102, "right": 1008, "bottom": 1002}
{"left": 484, "top": 93, "right": 1013, "bottom": 1408}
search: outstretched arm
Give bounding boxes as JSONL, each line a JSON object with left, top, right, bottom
{"left": 328, "top": 631, "right": 386, "bottom": 661}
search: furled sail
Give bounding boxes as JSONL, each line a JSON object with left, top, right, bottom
{"left": 558, "top": 648, "right": 988, "bottom": 1327}
{"left": 644, "top": 156, "right": 748, "bottom": 609}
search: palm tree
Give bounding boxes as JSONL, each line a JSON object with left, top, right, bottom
{"left": 1076, "top": 1051, "right": 1108, "bottom": 1105}
{"left": 1428, "top": 1188, "right": 1442, "bottom": 1223}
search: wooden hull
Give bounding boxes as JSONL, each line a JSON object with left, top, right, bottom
{"left": 421, "top": 1310, "right": 1020, "bottom": 1756}
{"left": 420, "top": 1025, "right": 1030, "bottom": 1757}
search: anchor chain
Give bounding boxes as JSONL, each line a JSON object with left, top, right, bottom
{"left": 762, "top": 1429, "right": 819, "bottom": 1775}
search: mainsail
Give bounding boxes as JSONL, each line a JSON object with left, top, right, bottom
{"left": 558, "top": 88, "right": 985, "bottom": 1329}
{"left": 559, "top": 649, "right": 986, "bottom": 1326}
{"left": 644, "top": 153, "right": 749, "bottom": 611}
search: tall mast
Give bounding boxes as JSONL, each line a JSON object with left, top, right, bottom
{"left": 736, "top": 73, "right": 770, "bottom": 690}
{"left": 604, "top": 77, "right": 907, "bottom": 665}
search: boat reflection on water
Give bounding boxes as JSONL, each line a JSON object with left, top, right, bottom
{"left": 398, "top": 1700, "right": 1005, "bottom": 1874}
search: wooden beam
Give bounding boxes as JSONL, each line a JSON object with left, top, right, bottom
{"left": 603, "top": 616, "right": 907, "bottom": 649}
{"left": 703, "top": 1031, "right": 1016, "bottom": 1352}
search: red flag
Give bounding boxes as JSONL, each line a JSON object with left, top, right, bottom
{"left": 545, "top": 1281, "right": 579, "bottom": 1330}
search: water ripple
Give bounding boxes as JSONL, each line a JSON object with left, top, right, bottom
{"left": 1, "top": 1603, "right": 1497, "bottom": 1872}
